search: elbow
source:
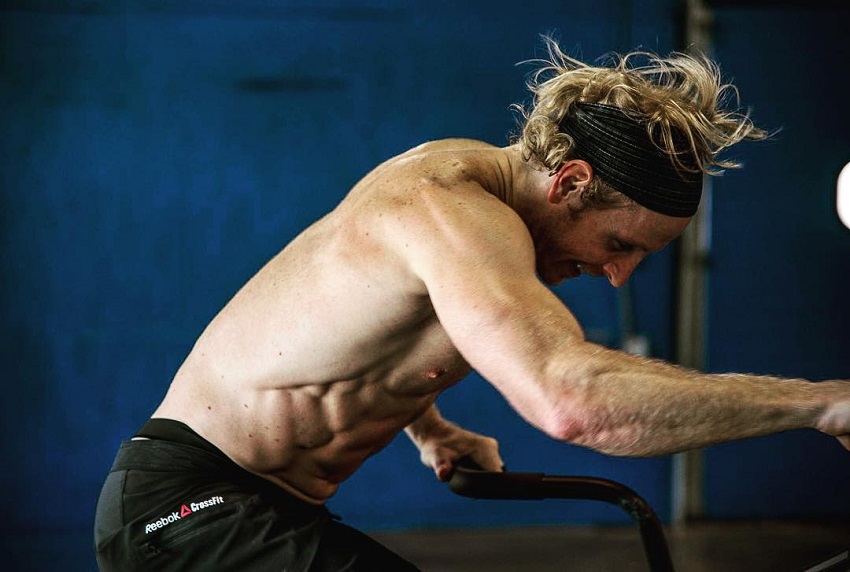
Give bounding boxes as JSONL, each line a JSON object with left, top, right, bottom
{"left": 537, "top": 397, "right": 592, "bottom": 445}
{"left": 534, "top": 362, "right": 599, "bottom": 445}
{"left": 542, "top": 417, "right": 583, "bottom": 444}
{"left": 530, "top": 347, "right": 656, "bottom": 456}
{"left": 536, "top": 346, "right": 645, "bottom": 456}
{"left": 537, "top": 398, "right": 648, "bottom": 458}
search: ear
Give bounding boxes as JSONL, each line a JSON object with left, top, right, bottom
{"left": 546, "top": 160, "right": 594, "bottom": 205}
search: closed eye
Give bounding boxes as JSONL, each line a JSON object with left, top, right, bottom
{"left": 608, "top": 238, "right": 636, "bottom": 253}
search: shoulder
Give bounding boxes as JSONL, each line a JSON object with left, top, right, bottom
{"left": 397, "top": 138, "right": 500, "bottom": 157}
{"left": 336, "top": 139, "right": 534, "bottom": 286}
{"left": 371, "top": 144, "right": 528, "bottom": 244}
{"left": 384, "top": 177, "right": 534, "bottom": 290}
{"left": 369, "top": 139, "right": 500, "bottom": 181}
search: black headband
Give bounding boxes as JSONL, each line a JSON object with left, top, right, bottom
{"left": 558, "top": 102, "right": 702, "bottom": 217}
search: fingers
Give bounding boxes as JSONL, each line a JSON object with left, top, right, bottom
{"left": 476, "top": 455, "right": 505, "bottom": 472}
{"left": 423, "top": 447, "right": 461, "bottom": 482}
{"left": 434, "top": 459, "right": 453, "bottom": 482}
{"left": 418, "top": 432, "right": 505, "bottom": 481}
{"left": 477, "top": 438, "right": 505, "bottom": 472}
{"left": 434, "top": 452, "right": 488, "bottom": 481}
{"left": 454, "top": 451, "right": 504, "bottom": 474}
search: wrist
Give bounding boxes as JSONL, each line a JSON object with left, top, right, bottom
{"left": 812, "top": 380, "right": 850, "bottom": 435}
{"left": 404, "top": 404, "right": 446, "bottom": 444}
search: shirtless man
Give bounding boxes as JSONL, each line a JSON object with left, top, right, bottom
{"left": 94, "top": 38, "right": 850, "bottom": 571}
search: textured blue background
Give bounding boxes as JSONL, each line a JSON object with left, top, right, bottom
{"left": 1, "top": 1, "right": 848, "bottom": 569}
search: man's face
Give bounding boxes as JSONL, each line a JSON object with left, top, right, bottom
{"left": 535, "top": 203, "right": 691, "bottom": 287}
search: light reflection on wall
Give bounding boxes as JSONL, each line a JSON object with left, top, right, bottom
{"left": 839, "top": 162, "right": 850, "bottom": 230}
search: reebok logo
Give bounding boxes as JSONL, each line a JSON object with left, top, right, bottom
{"left": 144, "top": 495, "right": 225, "bottom": 534}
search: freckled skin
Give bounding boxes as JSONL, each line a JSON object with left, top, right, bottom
{"left": 152, "top": 138, "right": 850, "bottom": 503}
{"left": 153, "top": 141, "right": 485, "bottom": 502}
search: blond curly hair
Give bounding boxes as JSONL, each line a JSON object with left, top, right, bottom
{"left": 513, "top": 36, "right": 768, "bottom": 210}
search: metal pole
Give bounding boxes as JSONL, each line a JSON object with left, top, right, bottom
{"left": 671, "top": 0, "right": 714, "bottom": 525}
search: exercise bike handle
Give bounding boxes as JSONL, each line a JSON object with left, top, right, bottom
{"left": 448, "top": 459, "right": 675, "bottom": 572}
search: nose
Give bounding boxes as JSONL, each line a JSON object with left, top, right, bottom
{"left": 604, "top": 253, "right": 644, "bottom": 288}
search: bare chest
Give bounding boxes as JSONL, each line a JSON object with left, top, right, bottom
{"left": 377, "top": 313, "right": 471, "bottom": 395}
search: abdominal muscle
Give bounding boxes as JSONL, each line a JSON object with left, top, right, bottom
{"left": 152, "top": 209, "right": 470, "bottom": 503}
{"left": 155, "top": 335, "right": 468, "bottom": 503}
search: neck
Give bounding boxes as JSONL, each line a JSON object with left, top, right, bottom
{"left": 499, "top": 145, "right": 552, "bottom": 223}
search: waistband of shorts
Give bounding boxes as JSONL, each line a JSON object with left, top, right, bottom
{"left": 134, "top": 418, "right": 224, "bottom": 457}
{"left": 111, "top": 436, "right": 237, "bottom": 476}
{"left": 109, "top": 428, "right": 329, "bottom": 514}
{"left": 115, "top": 419, "right": 316, "bottom": 505}
{"left": 109, "top": 418, "right": 245, "bottom": 478}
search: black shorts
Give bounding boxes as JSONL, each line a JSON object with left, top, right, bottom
{"left": 94, "top": 418, "right": 419, "bottom": 571}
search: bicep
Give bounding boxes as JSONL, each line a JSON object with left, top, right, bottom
{"left": 429, "top": 258, "right": 585, "bottom": 417}
{"left": 400, "top": 190, "right": 586, "bottom": 429}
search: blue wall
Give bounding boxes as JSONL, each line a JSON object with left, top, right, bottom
{"left": 705, "top": 4, "right": 850, "bottom": 519}
{"left": 2, "top": 1, "right": 847, "bottom": 570}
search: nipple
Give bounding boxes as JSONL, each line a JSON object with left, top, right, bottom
{"left": 425, "top": 368, "right": 446, "bottom": 380}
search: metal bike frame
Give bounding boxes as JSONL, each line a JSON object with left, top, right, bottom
{"left": 449, "top": 466, "right": 675, "bottom": 572}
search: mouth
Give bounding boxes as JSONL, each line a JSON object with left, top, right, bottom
{"left": 568, "top": 261, "right": 604, "bottom": 280}
{"left": 561, "top": 261, "right": 583, "bottom": 280}
{"left": 540, "top": 260, "right": 592, "bottom": 285}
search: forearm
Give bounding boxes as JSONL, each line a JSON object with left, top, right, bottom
{"left": 549, "top": 343, "right": 832, "bottom": 457}
{"left": 404, "top": 403, "right": 447, "bottom": 447}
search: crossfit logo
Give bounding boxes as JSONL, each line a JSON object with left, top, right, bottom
{"left": 144, "top": 495, "right": 225, "bottom": 534}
